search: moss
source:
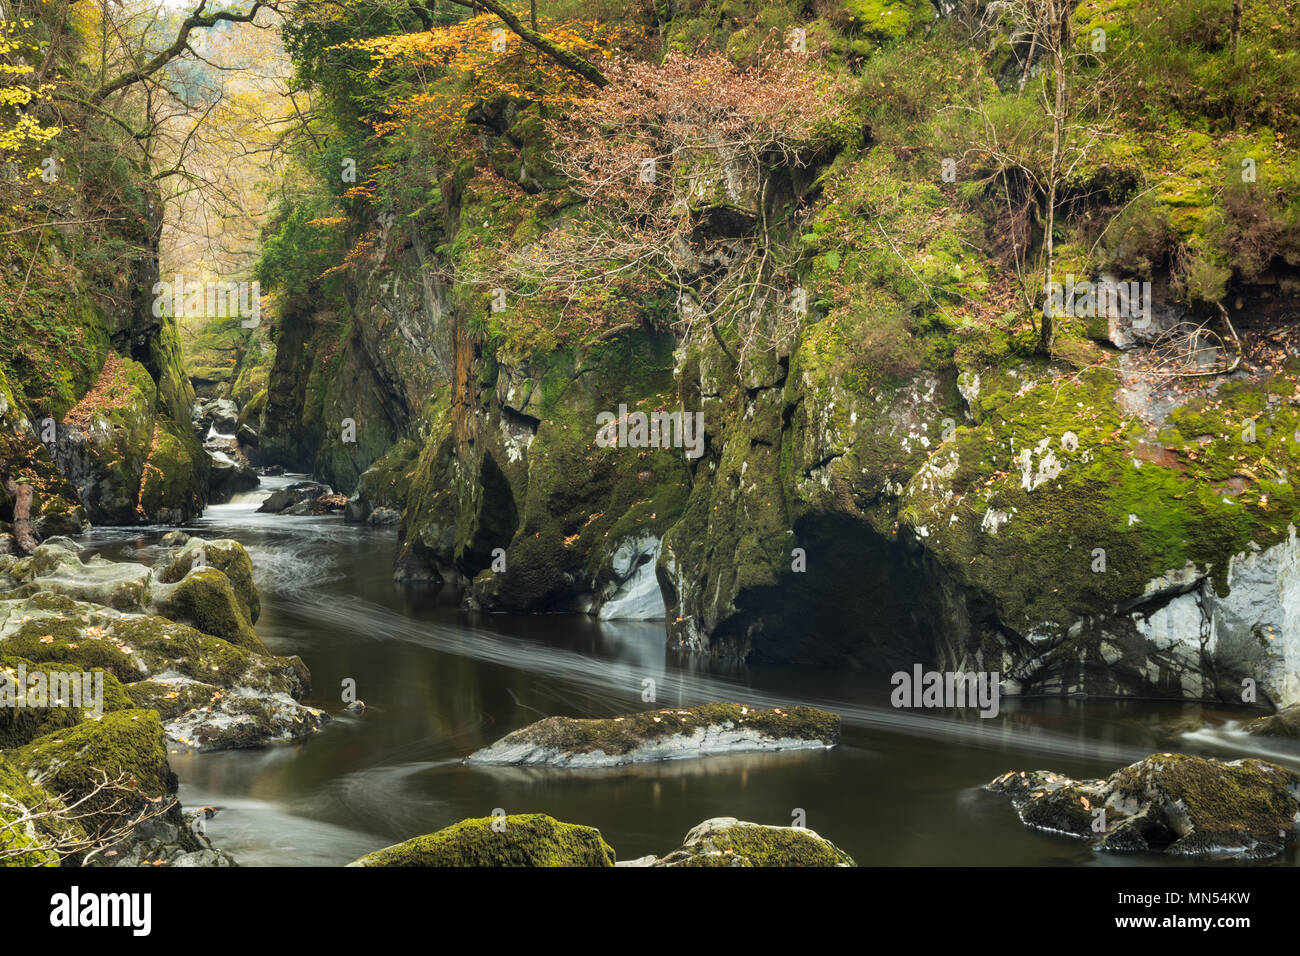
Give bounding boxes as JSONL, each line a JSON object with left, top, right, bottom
{"left": 0, "top": 656, "right": 133, "bottom": 748}
{"left": 155, "top": 538, "right": 260, "bottom": 624}
{"left": 657, "top": 819, "right": 856, "bottom": 866}
{"left": 493, "top": 703, "right": 839, "bottom": 756}
{"left": 14, "top": 709, "right": 175, "bottom": 837}
{"left": 0, "top": 754, "right": 74, "bottom": 867}
{"left": 150, "top": 569, "right": 268, "bottom": 654}
{"left": 1112, "top": 753, "right": 1299, "bottom": 839}
{"left": 348, "top": 814, "right": 616, "bottom": 867}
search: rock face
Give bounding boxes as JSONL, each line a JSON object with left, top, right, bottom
{"left": 347, "top": 814, "right": 617, "bottom": 867}
{"left": 53, "top": 353, "right": 208, "bottom": 525}
{"left": 651, "top": 817, "right": 856, "bottom": 867}
{"left": 466, "top": 703, "right": 839, "bottom": 768}
{"left": 1248, "top": 703, "right": 1300, "bottom": 737}
{"left": 988, "top": 753, "right": 1300, "bottom": 860}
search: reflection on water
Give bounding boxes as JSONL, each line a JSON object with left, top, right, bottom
{"left": 83, "top": 475, "right": 1300, "bottom": 867}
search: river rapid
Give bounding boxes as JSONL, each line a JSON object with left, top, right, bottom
{"left": 80, "top": 476, "right": 1300, "bottom": 867}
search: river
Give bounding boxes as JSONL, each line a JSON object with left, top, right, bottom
{"left": 81, "top": 475, "right": 1300, "bottom": 867}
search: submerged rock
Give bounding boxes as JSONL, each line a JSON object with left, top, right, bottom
{"left": 346, "top": 813, "right": 616, "bottom": 867}
{"left": 652, "top": 817, "right": 856, "bottom": 867}
{"left": 988, "top": 753, "right": 1300, "bottom": 859}
{"left": 466, "top": 702, "right": 840, "bottom": 767}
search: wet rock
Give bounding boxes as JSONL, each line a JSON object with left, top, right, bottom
{"left": 987, "top": 753, "right": 1300, "bottom": 859}
{"left": 153, "top": 536, "right": 260, "bottom": 623}
{"left": 160, "top": 530, "right": 191, "bottom": 547}
{"left": 150, "top": 568, "right": 267, "bottom": 653}
{"left": 1247, "top": 703, "right": 1300, "bottom": 738}
{"left": 346, "top": 813, "right": 617, "bottom": 867}
{"left": 199, "top": 398, "right": 239, "bottom": 436}
{"left": 652, "top": 817, "right": 856, "bottom": 867}
{"left": 207, "top": 449, "right": 259, "bottom": 504}
{"left": 368, "top": 506, "right": 399, "bottom": 526}
{"left": 31, "top": 511, "right": 86, "bottom": 539}
{"left": 256, "top": 481, "right": 328, "bottom": 514}
{"left": 236, "top": 423, "right": 259, "bottom": 448}
{"left": 466, "top": 702, "right": 840, "bottom": 767}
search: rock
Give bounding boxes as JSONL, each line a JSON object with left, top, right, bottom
{"left": 160, "top": 530, "right": 191, "bottom": 547}
{"left": 15, "top": 709, "right": 177, "bottom": 836}
{"left": 201, "top": 398, "right": 239, "bottom": 435}
{"left": 236, "top": 423, "right": 259, "bottom": 448}
{"left": 207, "top": 450, "right": 259, "bottom": 505}
{"left": 988, "top": 753, "right": 1300, "bottom": 859}
{"left": 652, "top": 817, "right": 856, "bottom": 867}
{"left": 597, "top": 534, "right": 664, "bottom": 621}
{"left": 31, "top": 511, "right": 86, "bottom": 539}
{"left": 466, "top": 703, "right": 840, "bottom": 767}
{"left": 367, "top": 506, "right": 399, "bottom": 526}
{"left": 153, "top": 537, "right": 260, "bottom": 623}
{"left": 149, "top": 568, "right": 267, "bottom": 653}
{"left": 0, "top": 657, "right": 134, "bottom": 748}
{"left": 344, "top": 700, "right": 365, "bottom": 714}
{"left": 0, "top": 588, "right": 324, "bottom": 752}
{"left": 54, "top": 353, "right": 208, "bottom": 526}
{"left": 1247, "top": 703, "right": 1300, "bottom": 737}
{"left": 256, "top": 481, "right": 328, "bottom": 514}
{"left": 344, "top": 495, "right": 369, "bottom": 523}
{"left": 346, "top": 814, "right": 616, "bottom": 867}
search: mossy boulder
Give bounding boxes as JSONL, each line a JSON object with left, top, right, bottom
{"left": 153, "top": 537, "right": 259, "bottom": 624}
{"left": 653, "top": 817, "right": 856, "bottom": 867}
{"left": 0, "top": 656, "right": 134, "bottom": 748}
{"left": 989, "top": 753, "right": 1300, "bottom": 859}
{"left": 1247, "top": 703, "right": 1300, "bottom": 737}
{"left": 468, "top": 703, "right": 840, "bottom": 767}
{"left": 148, "top": 568, "right": 267, "bottom": 653}
{"left": 14, "top": 709, "right": 176, "bottom": 837}
{"left": 55, "top": 352, "right": 208, "bottom": 525}
{"left": 346, "top": 813, "right": 617, "bottom": 867}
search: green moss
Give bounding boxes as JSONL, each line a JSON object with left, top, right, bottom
{"left": 14, "top": 709, "right": 175, "bottom": 836}
{"left": 0, "top": 656, "right": 133, "bottom": 748}
{"left": 0, "top": 754, "right": 74, "bottom": 867}
{"left": 150, "top": 569, "right": 268, "bottom": 653}
{"left": 493, "top": 703, "right": 839, "bottom": 757}
{"left": 348, "top": 814, "right": 616, "bottom": 867}
{"left": 658, "top": 819, "right": 856, "bottom": 866}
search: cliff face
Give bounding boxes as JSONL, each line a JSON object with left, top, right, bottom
{"left": 2, "top": 168, "right": 207, "bottom": 529}
{"left": 257, "top": 0, "right": 1300, "bottom": 709}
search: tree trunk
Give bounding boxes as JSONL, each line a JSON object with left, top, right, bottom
{"left": 4, "top": 478, "right": 38, "bottom": 554}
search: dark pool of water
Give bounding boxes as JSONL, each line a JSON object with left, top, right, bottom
{"left": 84, "top": 476, "right": 1300, "bottom": 866}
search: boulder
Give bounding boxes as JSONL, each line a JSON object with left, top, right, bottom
{"left": 987, "top": 753, "right": 1300, "bottom": 859}
{"left": 149, "top": 568, "right": 267, "bottom": 653}
{"left": 466, "top": 702, "right": 840, "bottom": 767}
{"left": 153, "top": 537, "right": 260, "bottom": 623}
{"left": 652, "top": 817, "right": 856, "bottom": 867}
{"left": 346, "top": 814, "right": 617, "bottom": 867}
{"left": 1247, "top": 703, "right": 1300, "bottom": 738}
{"left": 207, "top": 450, "right": 259, "bottom": 505}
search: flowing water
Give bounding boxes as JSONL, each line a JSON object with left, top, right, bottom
{"left": 83, "top": 476, "right": 1300, "bottom": 867}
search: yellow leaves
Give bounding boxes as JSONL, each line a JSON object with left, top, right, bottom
{"left": 38, "top": 634, "right": 54, "bottom": 644}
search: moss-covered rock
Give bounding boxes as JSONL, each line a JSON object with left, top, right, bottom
{"left": 468, "top": 703, "right": 840, "bottom": 767}
{"left": 14, "top": 709, "right": 175, "bottom": 837}
{"left": 989, "top": 753, "right": 1300, "bottom": 859}
{"left": 0, "top": 656, "right": 133, "bottom": 748}
{"left": 55, "top": 352, "right": 208, "bottom": 525}
{"left": 148, "top": 568, "right": 267, "bottom": 653}
{"left": 346, "top": 813, "right": 617, "bottom": 867}
{"left": 653, "top": 817, "right": 856, "bottom": 867}
{"left": 0, "top": 753, "right": 80, "bottom": 867}
{"left": 153, "top": 537, "right": 260, "bottom": 624}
